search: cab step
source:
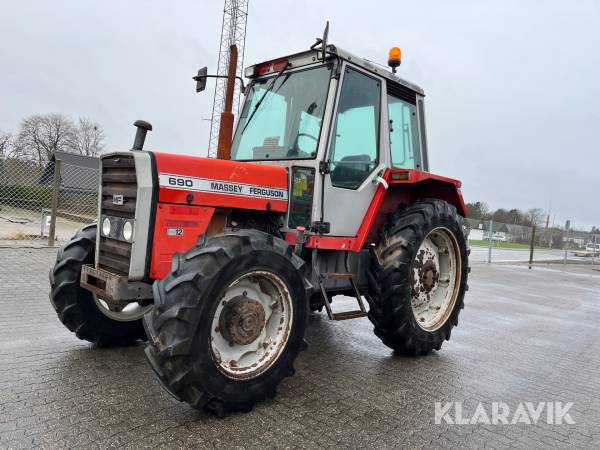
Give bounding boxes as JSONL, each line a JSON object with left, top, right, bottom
{"left": 318, "top": 271, "right": 367, "bottom": 321}
{"left": 329, "top": 310, "right": 368, "bottom": 321}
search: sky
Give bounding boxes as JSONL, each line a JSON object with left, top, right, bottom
{"left": 0, "top": 0, "right": 598, "bottom": 229}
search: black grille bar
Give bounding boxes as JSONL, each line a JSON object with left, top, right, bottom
{"left": 98, "top": 155, "right": 136, "bottom": 276}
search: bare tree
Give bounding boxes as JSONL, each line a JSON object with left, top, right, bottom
{"left": 72, "top": 117, "right": 105, "bottom": 157}
{"left": 526, "top": 208, "right": 545, "bottom": 227}
{"left": 466, "top": 201, "right": 489, "bottom": 220}
{"left": 13, "top": 113, "right": 76, "bottom": 165}
{"left": 0, "top": 130, "right": 11, "bottom": 158}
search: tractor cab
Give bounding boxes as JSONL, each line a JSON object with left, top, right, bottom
{"left": 230, "top": 45, "right": 430, "bottom": 236}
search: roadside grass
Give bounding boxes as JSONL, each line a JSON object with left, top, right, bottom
{"left": 468, "top": 239, "right": 548, "bottom": 250}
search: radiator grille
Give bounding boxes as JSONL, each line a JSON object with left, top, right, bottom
{"left": 98, "top": 155, "right": 136, "bottom": 275}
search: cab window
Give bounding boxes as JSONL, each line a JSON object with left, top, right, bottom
{"left": 387, "top": 94, "right": 421, "bottom": 169}
{"left": 329, "top": 68, "right": 381, "bottom": 189}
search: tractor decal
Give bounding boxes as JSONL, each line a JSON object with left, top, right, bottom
{"left": 159, "top": 173, "right": 288, "bottom": 200}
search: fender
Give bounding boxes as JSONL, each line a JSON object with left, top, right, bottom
{"left": 365, "top": 168, "right": 466, "bottom": 245}
{"left": 285, "top": 168, "right": 466, "bottom": 252}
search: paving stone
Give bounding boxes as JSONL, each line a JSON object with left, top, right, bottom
{"left": 1, "top": 248, "right": 599, "bottom": 448}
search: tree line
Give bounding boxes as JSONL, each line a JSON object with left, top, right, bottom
{"left": 467, "top": 201, "right": 598, "bottom": 234}
{"left": 466, "top": 201, "right": 548, "bottom": 227}
{"left": 0, "top": 113, "right": 105, "bottom": 165}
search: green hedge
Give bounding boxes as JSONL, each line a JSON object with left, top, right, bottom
{"left": 0, "top": 184, "right": 53, "bottom": 209}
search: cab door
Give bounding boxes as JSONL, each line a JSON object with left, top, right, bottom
{"left": 321, "top": 65, "right": 387, "bottom": 236}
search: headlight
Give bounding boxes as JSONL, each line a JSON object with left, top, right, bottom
{"left": 102, "top": 218, "right": 111, "bottom": 236}
{"left": 122, "top": 221, "right": 133, "bottom": 242}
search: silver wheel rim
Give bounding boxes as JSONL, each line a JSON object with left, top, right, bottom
{"left": 210, "top": 271, "right": 293, "bottom": 380}
{"left": 410, "top": 227, "right": 461, "bottom": 331}
{"left": 93, "top": 294, "right": 153, "bottom": 322}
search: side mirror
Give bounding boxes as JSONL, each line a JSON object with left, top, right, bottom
{"left": 193, "top": 67, "right": 208, "bottom": 93}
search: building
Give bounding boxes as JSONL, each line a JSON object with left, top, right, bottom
{"left": 41, "top": 151, "right": 100, "bottom": 193}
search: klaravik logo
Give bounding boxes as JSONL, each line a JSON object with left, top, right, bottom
{"left": 434, "top": 402, "right": 575, "bottom": 425}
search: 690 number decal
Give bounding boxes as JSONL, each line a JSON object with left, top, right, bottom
{"left": 167, "top": 176, "right": 193, "bottom": 188}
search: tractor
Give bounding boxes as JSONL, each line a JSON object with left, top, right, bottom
{"left": 49, "top": 31, "right": 469, "bottom": 416}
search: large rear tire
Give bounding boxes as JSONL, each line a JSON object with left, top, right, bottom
{"left": 144, "top": 230, "right": 309, "bottom": 416}
{"left": 49, "top": 224, "right": 147, "bottom": 346}
{"left": 366, "top": 199, "right": 469, "bottom": 355}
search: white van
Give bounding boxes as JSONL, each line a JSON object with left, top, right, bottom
{"left": 574, "top": 241, "right": 600, "bottom": 257}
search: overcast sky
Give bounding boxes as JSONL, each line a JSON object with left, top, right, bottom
{"left": 1, "top": 0, "right": 598, "bottom": 229}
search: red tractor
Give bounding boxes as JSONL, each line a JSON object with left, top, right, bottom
{"left": 50, "top": 35, "right": 469, "bottom": 416}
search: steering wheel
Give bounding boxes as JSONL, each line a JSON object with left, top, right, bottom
{"left": 296, "top": 133, "right": 318, "bottom": 143}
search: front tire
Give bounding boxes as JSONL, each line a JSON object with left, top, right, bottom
{"left": 366, "top": 199, "right": 469, "bottom": 355}
{"left": 49, "top": 224, "right": 147, "bottom": 346}
{"left": 144, "top": 230, "right": 309, "bottom": 416}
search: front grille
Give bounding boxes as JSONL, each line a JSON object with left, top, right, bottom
{"left": 98, "top": 155, "right": 137, "bottom": 276}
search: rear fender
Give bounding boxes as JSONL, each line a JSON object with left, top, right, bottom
{"left": 285, "top": 169, "right": 466, "bottom": 252}
{"left": 365, "top": 169, "right": 466, "bottom": 244}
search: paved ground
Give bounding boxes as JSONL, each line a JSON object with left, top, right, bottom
{"left": 1, "top": 248, "right": 599, "bottom": 449}
{"left": 0, "top": 206, "right": 84, "bottom": 243}
{"left": 469, "top": 245, "right": 596, "bottom": 264}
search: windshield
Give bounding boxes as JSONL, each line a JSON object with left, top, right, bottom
{"left": 231, "top": 65, "right": 332, "bottom": 160}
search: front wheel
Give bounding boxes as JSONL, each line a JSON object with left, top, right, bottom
{"left": 49, "top": 224, "right": 149, "bottom": 346}
{"left": 144, "top": 230, "right": 309, "bottom": 416}
{"left": 366, "top": 199, "right": 469, "bottom": 355}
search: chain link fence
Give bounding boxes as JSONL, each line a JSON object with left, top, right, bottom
{"left": 0, "top": 155, "right": 99, "bottom": 245}
{"left": 466, "top": 218, "right": 599, "bottom": 265}
{"left": 1, "top": 153, "right": 598, "bottom": 265}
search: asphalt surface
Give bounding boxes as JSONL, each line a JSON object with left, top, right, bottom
{"left": 1, "top": 247, "right": 599, "bottom": 449}
{"left": 469, "top": 245, "right": 595, "bottom": 263}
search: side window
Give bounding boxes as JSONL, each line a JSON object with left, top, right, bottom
{"left": 387, "top": 94, "right": 421, "bottom": 169}
{"left": 288, "top": 167, "right": 315, "bottom": 229}
{"left": 329, "top": 68, "right": 381, "bottom": 189}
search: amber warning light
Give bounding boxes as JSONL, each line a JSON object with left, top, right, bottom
{"left": 388, "top": 47, "right": 402, "bottom": 73}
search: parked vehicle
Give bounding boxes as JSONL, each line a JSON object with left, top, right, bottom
{"left": 483, "top": 232, "right": 506, "bottom": 242}
{"left": 573, "top": 241, "right": 600, "bottom": 257}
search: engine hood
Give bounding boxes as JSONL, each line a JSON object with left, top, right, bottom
{"left": 152, "top": 152, "right": 289, "bottom": 212}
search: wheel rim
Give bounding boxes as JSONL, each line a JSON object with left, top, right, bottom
{"left": 410, "top": 227, "right": 461, "bottom": 331}
{"left": 93, "top": 295, "right": 153, "bottom": 322}
{"left": 210, "top": 270, "right": 293, "bottom": 380}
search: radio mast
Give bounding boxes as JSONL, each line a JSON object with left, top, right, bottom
{"left": 208, "top": 0, "right": 249, "bottom": 157}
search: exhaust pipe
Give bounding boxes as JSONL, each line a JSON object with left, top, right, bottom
{"left": 132, "top": 120, "right": 152, "bottom": 151}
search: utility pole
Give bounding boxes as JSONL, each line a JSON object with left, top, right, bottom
{"left": 488, "top": 219, "right": 493, "bottom": 264}
{"left": 564, "top": 220, "right": 571, "bottom": 265}
{"left": 528, "top": 226, "right": 536, "bottom": 269}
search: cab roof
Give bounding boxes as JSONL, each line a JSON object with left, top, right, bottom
{"left": 245, "top": 44, "right": 425, "bottom": 96}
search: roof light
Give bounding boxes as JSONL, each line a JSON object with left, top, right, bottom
{"left": 388, "top": 47, "right": 402, "bottom": 73}
{"left": 254, "top": 58, "right": 289, "bottom": 76}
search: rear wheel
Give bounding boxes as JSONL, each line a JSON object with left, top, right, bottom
{"left": 366, "top": 199, "right": 469, "bottom": 355}
{"left": 144, "top": 230, "right": 309, "bottom": 416}
{"left": 49, "top": 224, "right": 148, "bottom": 346}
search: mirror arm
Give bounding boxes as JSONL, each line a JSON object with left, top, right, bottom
{"left": 192, "top": 74, "right": 246, "bottom": 93}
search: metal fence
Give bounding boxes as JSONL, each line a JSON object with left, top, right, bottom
{"left": 1, "top": 153, "right": 598, "bottom": 265}
{"left": 0, "top": 156, "right": 99, "bottom": 245}
{"left": 466, "top": 218, "right": 599, "bottom": 266}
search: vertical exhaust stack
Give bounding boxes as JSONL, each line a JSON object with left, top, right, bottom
{"left": 216, "top": 45, "right": 238, "bottom": 160}
{"left": 132, "top": 120, "right": 152, "bottom": 151}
